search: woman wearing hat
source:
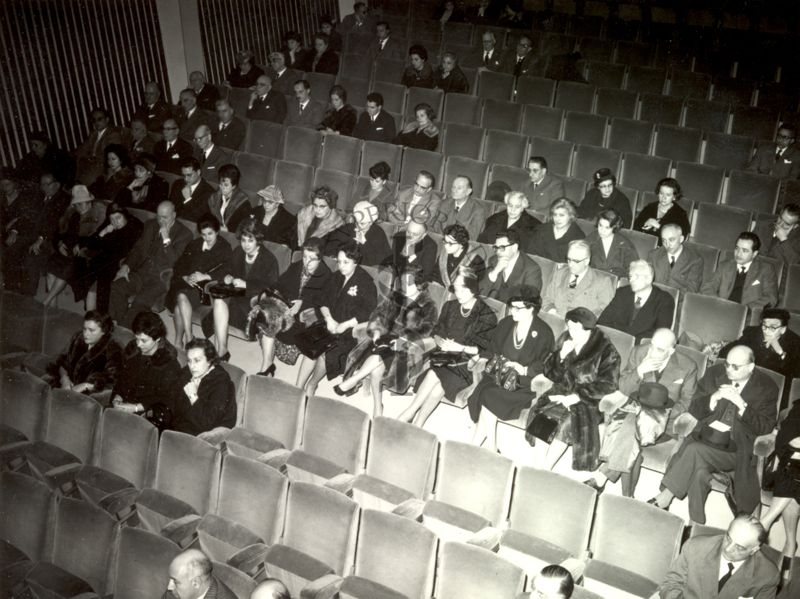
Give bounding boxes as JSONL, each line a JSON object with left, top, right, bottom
{"left": 326, "top": 200, "right": 391, "bottom": 267}
{"left": 585, "top": 208, "right": 639, "bottom": 279}
{"left": 296, "top": 186, "right": 344, "bottom": 250}
{"left": 468, "top": 286, "right": 555, "bottom": 452}
{"left": 525, "top": 307, "right": 621, "bottom": 471}
{"left": 116, "top": 153, "right": 169, "bottom": 213}
{"left": 253, "top": 185, "right": 297, "bottom": 248}
{"left": 577, "top": 168, "right": 632, "bottom": 228}
{"left": 42, "top": 185, "right": 106, "bottom": 306}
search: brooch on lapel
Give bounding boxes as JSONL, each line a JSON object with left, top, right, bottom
{"left": 347, "top": 285, "right": 358, "bottom": 297}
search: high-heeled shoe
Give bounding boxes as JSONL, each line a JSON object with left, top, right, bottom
{"left": 582, "top": 478, "right": 605, "bottom": 493}
{"left": 334, "top": 384, "right": 358, "bottom": 397}
{"left": 220, "top": 351, "right": 231, "bottom": 363}
{"left": 778, "top": 555, "right": 793, "bottom": 593}
{"left": 257, "top": 364, "right": 276, "bottom": 377}
{"left": 647, "top": 497, "right": 669, "bottom": 511}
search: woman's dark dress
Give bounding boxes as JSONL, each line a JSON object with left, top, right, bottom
{"left": 112, "top": 340, "right": 182, "bottom": 410}
{"left": 773, "top": 401, "right": 800, "bottom": 501}
{"left": 166, "top": 237, "right": 233, "bottom": 309}
{"left": 170, "top": 365, "right": 236, "bottom": 436}
{"left": 633, "top": 202, "right": 691, "bottom": 238}
{"left": 319, "top": 105, "right": 357, "bottom": 135}
{"left": 275, "top": 259, "right": 332, "bottom": 346}
{"left": 529, "top": 221, "right": 586, "bottom": 263}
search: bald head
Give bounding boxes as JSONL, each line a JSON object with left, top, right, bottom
{"left": 250, "top": 579, "right": 290, "bottom": 599}
{"left": 194, "top": 124, "right": 212, "bottom": 150}
{"left": 725, "top": 345, "right": 755, "bottom": 383}
{"left": 722, "top": 515, "right": 766, "bottom": 562}
{"left": 167, "top": 549, "right": 211, "bottom": 599}
{"left": 144, "top": 82, "right": 161, "bottom": 105}
{"left": 651, "top": 328, "right": 676, "bottom": 349}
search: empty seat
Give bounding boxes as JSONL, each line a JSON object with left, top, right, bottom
{"left": 303, "top": 72, "right": 336, "bottom": 103}
{"left": 339, "top": 54, "right": 373, "bottom": 81}
{"left": 614, "top": 41, "right": 654, "bottom": 67}
{"left": 562, "top": 176, "right": 589, "bottom": 205}
{"left": 233, "top": 152, "right": 273, "bottom": 193}
{"left": 244, "top": 121, "right": 284, "bottom": 158}
{"left": 639, "top": 93, "right": 683, "bottom": 125}
{"left": 360, "top": 141, "right": 402, "bottom": 179}
{"left": 400, "top": 148, "right": 444, "bottom": 189}
{"left": 607, "top": 118, "right": 655, "bottom": 155}
{"left": 711, "top": 76, "right": 754, "bottom": 106}
{"left": 579, "top": 37, "right": 615, "bottom": 63}
{"left": 109, "top": 527, "right": 180, "bottom": 599}
{"left": 683, "top": 99, "right": 730, "bottom": 134}
{"left": 668, "top": 69, "right": 711, "bottom": 99}
{"left": 521, "top": 105, "right": 564, "bottom": 139}
{"left": 784, "top": 265, "right": 800, "bottom": 312}
{"left": 483, "top": 129, "right": 528, "bottom": 168}
{"left": 489, "top": 164, "right": 531, "bottom": 192}
{"left": 370, "top": 80, "right": 407, "bottom": 114}
{"left": 442, "top": 21, "right": 473, "bottom": 44}
{"left": 653, "top": 125, "right": 702, "bottom": 163}
{"left": 703, "top": 132, "right": 754, "bottom": 170}
{"left": 476, "top": 70, "right": 514, "bottom": 101}
{"left": 481, "top": 98, "right": 522, "bottom": 132}
{"left": 731, "top": 106, "right": 779, "bottom": 141}
{"left": 0, "top": 292, "right": 46, "bottom": 354}
{"left": 320, "top": 134, "right": 361, "bottom": 173}
{"left": 625, "top": 66, "right": 667, "bottom": 95}
{"left": 336, "top": 77, "right": 370, "bottom": 109}
{"left": 441, "top": 123, "right": 484, "bottom": 160}
{"left": 227, "top": 88, "right": 250, "bottom": 121}
{"left": 691, "top": 203, "right": 752, "bottom": 250}
{"left": 619, "top": 153, "right": 670, "bottom": 193}
{"left": 272, "top": 160, "right": 314, "bottom": 213}
{"left": 678, "top": 292, "right": 748, "bottom": 347}
{"left": 436, "top": 542, "right": 525, "bottom": 599}
{"left": 406, "top": 87, "right": 444, "bottom": 122}
{"left": 672, "top": 161, "right": 724, "bottom": 205}
{"left": 313, "top": 168, "right": 357, "bottom": 210}
{"left": 515, "top": 76, "right": 557, "bottom": 107}
{"left": 562, "top": 111, "right": 607, "bottom": 147}
{"left": 282, "top": 126, "right": 323, "bottom": 166}
{"left": 0, "top": 471, "right": 54, "bottom": 566}
{"left": 1, "top": 370, "right": 49, "bottom": 442}
{"left": 724, "top": 170, "right": 780, "bottom": 213}
{"left": 585, "top": 62, "right": 626, "bottom": 89}
{"left": 594, "top": 88, "right": 638, "bottom": 120}
{"left": 554, "top": 81, "right": 596, "bottom": 113}
{"left": 571, "top": 145, "right": 621, "bottom": 183}
{"left": 443, "top": 156, "right": 489, "bottom": 198}
{"left": 442, "top": 92, "right": 482, "bottom": 125}
{"left": 529, "top": 137, "right": 574, "bottom": 176}
{"left": 540, "top": 32, "right": 577, "bottom": 55}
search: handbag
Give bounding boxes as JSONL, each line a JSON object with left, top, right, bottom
{"left": 429, "top": 351, "right": 469, "bottom": 368}
{"left": 526, "top": 401, "right": 569, "bottom": 444}
{"left": 207, "top": 282, "right": 246, "bottom": 299}
{"left": 484, "top": 354, "right": 520, "bottom": 391}
{"left": 295, "top": 322, "right": 339, "bottom": 359}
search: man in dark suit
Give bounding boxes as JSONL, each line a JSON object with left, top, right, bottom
{"left": 480, "top": 229, "right": 543, "bottom": 302}
{"left": 658, "top": 515, "right": 779, "bottom": 598}
{"left": 210, "top": 99, "right": 246, "bottom": 152}
{"left": 154, "top": 119, "right": 193, "bottom": 175}
{"left": 522, "top": 156, "right": 566, "bottom": 214}
{"left": 1, "top": 170, "right": 43, "bottom": 295}
{"left": 132, "top": 81, "right": 173, "bottom": 135}
{"left": 170, "top": 158, "right": 214, "bottom": 222}
{"left": 352, "top": 92, "right": 396, "bottom": 143}
{"left": 164, "top": 549, "right": 237, "bottom": 599}
{"left": 383, "top": 220, "right": 438, "bottom": 282}
{"left": 175, "top": 89, "right": 209, "bottom": 143}
{"left": 193, "top": 124, "right": 231, "bottom": 183}
{"left": 338, "top": 1, "right": 374, "bottom": 35}
{"left": 284, "top": 80, "right": 325, "bottom": 129}
{"left": 649, "top": 223, "right": 704, "bottom": 293}
{"left": 246, "top": 74, "right": 287, "bottom": 123}
{"left": 74, "top": 107, "right": 123, "bottom": 184}
{"left": 701, "top": 232, "right": 779, "bottom": 311}
{"left": 189, "top": 70, "right": 220, "bottom": 112}
{"left": 472, "top": 30, "right": 504, "bottom": 71}
{"left": 754, "top": 203, "right": 800, "bottom": 268}
{"left": 130, "top": 118, "right": 156, "bottom": 159}
{"left": 650, "top": 345, "right": 778, "bottom": 523}
{"left": 746, "top": 122, "right": 800, "bottom": 179}
{"left": 599, "top": 260, "right": 675, "bottom": 342}
{"left": 500, "top": 34, "right": 543, "bottom": 78}
{"left": 265, "top": 52, "right": 302, "bottom": 97}
{"left": 367, "top": 21, "right": 406, "bottom": 62}
{"left": 432, "top": 175, "right": 487, "bottom": 241}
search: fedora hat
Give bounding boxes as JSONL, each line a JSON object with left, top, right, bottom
{"left": 630, "top": 382, "right": 672, "bottom": 409}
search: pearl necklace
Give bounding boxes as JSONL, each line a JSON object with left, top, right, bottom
{"left": 512, "top": 323, "right": 527, "bottom": 350}
{"left": 244, "top": 251, "right": 258, "bottom": 264}
{"left": 459, "top": 301, "right": 475, "bottom": 317}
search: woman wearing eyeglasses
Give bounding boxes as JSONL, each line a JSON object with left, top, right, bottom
{"left": 529, "top": 198, "right": 585, "bottom": 263}
{"left": 435, "top": 223, "right": 486, "bottom": 288}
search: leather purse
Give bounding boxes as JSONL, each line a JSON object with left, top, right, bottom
{"left": 429, "top": 351, "right": 469, "bottom": 368}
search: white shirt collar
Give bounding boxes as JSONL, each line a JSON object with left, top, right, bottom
{"left": 668, "top": 246, "right": 683, "bottom": 262}
{"left": 205, "top": 144, "right": 214, "bottom": 158}
{"left": 738, "top": 260, "right": 753, "bottom": 273}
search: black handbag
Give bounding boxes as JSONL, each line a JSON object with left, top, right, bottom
{"left": 295, "top": 322, "right": 339, "bottom": 359}
{"left": 429, "top": 351, "right": 469, "bottom": 368}
{"left": 207, "top": 282, "right": 246, "bottom": 299}
{"left": 526, "top": 401, "right": 569, "bottom": 443}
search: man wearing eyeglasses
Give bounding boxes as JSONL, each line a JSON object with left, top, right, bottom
{"left": 480, "top": 229, "right": 542, "bottom": 303}
{"left": 648, "top": 345, "right": 778, "bottom": 524}
{"left": 720, "top": 308, "right": 800, "bottom": 411}
{"left": 388, "top": 170, "right": 441, "bottom": 227}
{"left": 246, "top": 74, "right": 287, "bottom": 124}
{"left": 132, "top": 81, "right": 173, "bottom": 135}
{"left": 75, "top": 107, "right": 122, "bottom": 184}
{"left": 154, "top": 119, "right": 193, "bottom": 174}
{"left": 192, "top": 124, "right": 230, "bottom": 182}
{"left": 746, "top": 122, "right": 800, "bottom": 179}
{"left": 541, "top": 239, "right": 615, "bottom": 318}
{"left": 265, "top": 52, "right": 301, "bottom": 97}
{"left": 176, "top": 89, "right": 209, "bottom": 143}
{"left": 500, "top": 33, "right": 541, "bottom": 78}
{"left": 754, "top": 203, "right": 800, "bottom": 268}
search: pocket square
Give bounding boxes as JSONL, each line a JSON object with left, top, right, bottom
{"left": 207, "top": 166, "right": 216, "bottom": 170}
{"left": 171, "top": 153, "right": 180, "bottom": 159}
{"left": 673, "top": 379, "right": 684, "bottom": 384}
{"left": 376, "top": 127, "right": 384, "bottom": 130}
{"left": 784, "top": 159, "right": 792, "bottom": 164}
{"left": 751, "top": 279, "right": 760, "bottom": 286}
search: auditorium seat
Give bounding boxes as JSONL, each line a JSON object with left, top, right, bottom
{"left": 40, "top": 308, "right": 83, "bottom": 359}
{"left": 0, "top": 292, "right": 46, "bottom": 354}
{"left": 653, "top": 125, "right": 703, "bottom": 163}
{"left": 711, "top": 76, "right": 755, "bottom": 106}
{"left": 442, "top": 21, "right": 473, "bottom": 45}
{"left": 678, "top": 292, "right": 747, "bottom": 348}
{"left": 282, "top": 126, "right": 323, "bottom": 166}
{"left": 683, "top": 241, "right": 720, "bottom": 283}
{"left": 346, "top": 32, "right": 379, "bottom": 55}
{"left": 399, "top": 148, "right": 443, "bottom": 189}
{"left": 442, "top": 92, "right": 482, "bottom": 125}
{"left": 406, "top": 87, "right": 444, "bottom": 122}
{"left": 272, "top": 160, "right": 314, "bottom": 213}
{"left": 441, "top": 123, "right": 485, "bottom": 160}
{"left": 313, "top": 169, "right": 357, "bottom": 210}
{"left": 320, "top": 133, "right": 361, "bottom": 173}
{"left": 339, "top": 54, "right": 373, "bottom": 81}
{"left": 668, "top": 69, "right": 711, "bottom": 99}
{"left": 370, "top": 80, "right": 407, "bottom": 114}
{"left": 723, "top": 170, "right": 780, "bottom": 214}
{"left": 436, "top": 542, "right": 525, "bottom": 599}
{"left": 529, "top": 137, "right": 573, "bottom": 176}
{"left": 571, "top": 145, "right": 621, "bottom": 183}
{"left": 639, "top": 93, "right": 683, "bottom": 126}
{"left": 562, "top": 176, "right": 589, "bottom": 204}
{"left": 0, "top": 471, "right": 54, "bottom": 567}
{"left": 614, "top": 41, "right": 654, "bottom": 67}
{"left": 625, "top": 228, "right": 659, "bottom": 260}
{"left": 336, "top": 77, "right": 370, "bottom": 109}
{"left": 554, "top": 81, "right": 596, "bottom": 113}
{"left": 682, "top": 99, "right": 730, "bottom": 134}
{"left": 476, "top": 70, "right": 514, "bottom": 101}
{"left": 583, "top": 494, "right": 683, "bottom": 599}
{"left": 702, "top": 132, "right": 754, "bottom": 170}
{"left": 515, "top": 76, "right": 557, "bottom": 107}
{"left": 594, "top": 88, "right": 638, "bottom": 120}
{"left": 483, "top": 129, "right": 528, "bottom": 168}
{"left": 233, "top": 152, "right": 273, "bottom": 195}
{"left": 1, "top": 370, "right": 49, "bottom": 443}
{"left": 481, "top": 98, "right": 523, "bottom": 133}
{"left": 673, "top": 161, "right": 725, "bottom": 204}
{"left": 691, "top": 203, "right": 753, "bottom": 250}
{"left": 490, "top": 164, "right": 531, "bottom": 192}
{"left": 730, "top": 105, "right": 779, "bottom": 141}
{"left": 607, "top": 119, "right": 655, "bottom": 155}
{"left": 521, "top": 105, "right": 564, "bottom": 139}
{"left": 338, "top": 509, "right": 437, "bottom": 599}
{"left": 540, "top": 32, "right": 577, "bottom": 56}
{"left": 360, "top": 141, "right": 402, "bottom": 179}
{"left": 625, "top": 66, "right": 667, "bottom": 96}
{"left": 585, "top": 62, "right": 626, "bottom": 90}
{"left": 562, "top": 111, "right": 607, "bottom": 147}
{"left": 212, "top": 562, "right": 255, "bottom": 599}
{"left": 782, "top": 264, "right": 800, "bottom": 312}
{"left": 244, "top": 121, "right": 284, "bottom": 158}
{"left": 304, "top": 72, "right": 336, "bottom": 103}
{"left": 579, "top": 37, "right": 615, "bottom": 63}
{"left": 263, "top": 482, "right": 358, "bottom": 599}
{"left": 443, "top": 156, "right": 489, "bottom": 198}
{"left": 597, "top": 325, "right": 636, "bottom": 365}
{"left": 109, "top": 527, "right": 179, "bottom": 599}
{"left": 422, "top": 441, "right": 514, "bottom": 542}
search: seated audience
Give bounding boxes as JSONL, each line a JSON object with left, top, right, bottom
{"left": 166, "top": 549, "right": 237, "bottom": 599}
{"left": 399, "top": 269, "right": 497, "bottom": 425}
{"left": 167, "top": 216, "right": 232, "bottom": 348}
{"left": 475, "top": 30, "right": 504, "bottom": 70}
{"left": 109, "top": 200, "right": 192, "bottom": 327}
{"left": 200, "top": 217, "right": 279, "bottom": 372}
{"left": 437, "top": 1, "right": 465, "bottom": 23}
{"left": 211, "top": 99, "right": 246, "bottom": 151}
{"left": 170, "top": 158, "right": 215, "bottom": 222}
{"left": 75, "top": 107, "right": 123, "bottom": 185}
{"left": 586, "top": 208, "right": 639, "bottom": 279}
{"left": 326, "top": 200, "right": 391, "bottom": 266}
{"left": 435, "top": 223, "right": 486, "bottom": 287}
{"left": 282, "top": 32, "right": 310, "bottom": 71}
{"left": 701, "top": 232, "right": 778, "bottom": 311}
{"left": 2, "top": 171, "right": 43, "bottom": 295}
{"left": 350, "top": 160, "right": 395, "bottom": 220}
{"left": 401, "top": 44, "right": 435, "bottom": 88}
{"left": 501, "top": 33, "right": 541, "bottom": 77}
{"left": 253, "top": 185, "right": 297, "bottom": 248}
{"left": 598, "top": 260, "right": 675, "bottom": 342}
{"left": 384, "top": 220, "right": 438, "bottom": 282}
{"left": 721, "top": 308, "right": 800, "bottom": 410}
{"left": 15, "top": 130, "right": 75, "bottom": 186}
{"left": 45, "top": 310, "right": 122, "bottom": 395}
{"left": 648, "top": 223, "right": 704, "bottom": 293}
{"left": 352, "top": 92, "right": 396, "bottom": 143}
{"left": 154, "top": 118, "right": 193, "bottom": 175}
{"left": 478, "top": 190, "right": 540, "bottom": 252}
{"left": 111, "top": 310, "right": 182, "bottom": 415}
{"left": 318, "top": 85, "right": 357, "bottom": 136}
{"left": 170, "top": 338, "right": 236, "bottom": 437}
{"left": 387, "top": 170, "right": 440, "bottom": 227}
{"left": 193, "top": 124, "right": 231, "bottom": 181}
{"left": 747, "top": 122, "right": 800, "bottom": 179}
{"left": 649, "top": 345, "right": 778, "bottom": 524}
{"left": 131, "top": 82, "right": 172, "bottom": 134}
{"left": 541, "top": 239, "right": 615, "bottom": 318}
{"left": 657, "top": 515, "right": 779, "bottom": 597}
{"left": 188, "top": 70, "right": 220, "bottom": 112}
{"left": 116, "top": 153, "right": 169, "bottom": 212}
{"left": 304, "top": 33, "right": 339, "bottom": 74}
{"left": 433, "top": 175, "right": 486, "bottom": 241}
{"left": 531, "top": 565, "right": 575, "bottom": 599}
{"left": 225, "top": 49, "right": 264, "bottom": 88}
{"left": 577, "top": 168, "right": 633, "bottom": 228}
{"left": 434, "top": 52, "right": 470, "bottom": 94}
{"left": 338, "top": 265, "right": 438, "bottom": 416}
{"left": 367, "top": 21, "right": 405, "bottom": 61}
{"left": 394, "top": 102, "right": 439, "bottom": 151}
{"left": 246, "top": 74, "right": 287, "bottom": 123}
{"left": 754, "top": 203, "right": 800, "bottom": 268}
{"left": 339, "top": 1, "right": 373, "bottom": 35}
{"left": 319, "top": 17, "right": 342, "bottom": 52}
{"left": 526, "top": 307, "right": 621, "bottom": 470}
{"left": 529, "top": 198, "right": 586, "bottom": 263}
{"left": 468, "top": 286, "right": 555, "bottom": 451}
{"left": 285, "top": 79, "right": 325, "bottom": 129}
{"left": 633, "top": 177, "right": 690, "bottom": 238}
{"left": 295, "top": 244, "right": 377, "bottom": 396}
{"left": 175, "top": 88, "right": 208, "bottom": 143}
{"left": 208, "top": 164, "right": 252, "bottom": 233}
{"left": 480, "top": 228, "right": 543, "bottom": 301}
{"left": 525, "top": 156, "right": 570, "bottom": 213}
{"left": 265, "top": 52, "right": 301, "bottom": 96}
{"left": 129, "top": 118, "right": 156, "bottom": 159}
{"left": 89, "top": 144, "right": 133, "bottom": 201}
{"left": 296, "top": 186, "right": 345, "bottom": 249}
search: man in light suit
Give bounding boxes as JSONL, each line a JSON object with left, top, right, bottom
{"left": 193, "top": 124, "right": 231, "bottom": 182}
{"left": 210, "top": 100, "right": 246, "bottom": 152}
{"left": 352, "top": 92, "right": 396, "bottom": 143}
{"left": 542, "top": 240, "right": 615, "bottom": 317}
{"left": 284, "top": 80, "right": 325, "bottom": 129}
{"left": 657, "top": 515, "right": 779, "bottom": 599}
{"left": 649, "top": 223, "right": 704, "bottom": 293}
{"left": 598, "top": 260, "right": 675, "bottom": 342}
{"left": 265, "top": 52, "right": 302, "bottom": 97}
{"left": 75, "top": 107, "right": 123, "bottom": 184}
{"left": 175, "top": 89, "right": 209, "bottom": 143}
{"left": 433, "top": 175, "right": 487, "bottom": 241}
{"left": 480, "top": 229, "right": 543, "bottom": 302}
{"left": 367, "top": 21, "right": 405, "bottom": 62}
{"left": 387, "top": 170, "right": 441, "bottom": 228}
{"left": 586, "top": 328, "right": 698, "bottom": 496}
{"left": 500, "top": 34, "right": 544, "bottom": 78}
{"left": 246, "top": 74, "right": 287, "bottom": 124}
{"left": 169, "top": 158, "right": 214, "bottom": 222}
{"left": 522, "top": 156, "right": 566, "bottom": 214}
{"left": 701, "top": 232, "right": 778, "bottom": 311}
{"left": 746, "top": 122, "right": 800, "bottom": 179}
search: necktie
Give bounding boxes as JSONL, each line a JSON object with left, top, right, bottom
{"left": 733, "top": 382, "right": 740, "bottom": 390}
{"left": 634, "top": 296, "right": 642, "bottom": 307}
{"left": 776, "top": 149, "right": 783, "bottom": 162}
{"left": 454, "top": 203, "right": 460, "bottom": 213}
{"left": 568, "top": 274, "right": 578, "bottom": 289}
{"left": 718, "top": 562, "right": 734, "bottom": 591}
{"left": 220, "top": 122, "right": 226, "bottom": 131}
{"left": 739, "top": 266, "right": 746, "bottom": 276}
{"left": 299, "top": 103, "right": 304, "bottom": 116}
{"left": 167, "top": 141, "right": 173, "bottom": 152}
{"left": 669, "top": 255, "right": 676, "bottom": 268}
{"left": 483, "top": 51, "right": 489, "bottom": 65}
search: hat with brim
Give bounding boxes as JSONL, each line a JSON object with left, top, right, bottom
{"left": 565, "top": 307, "right": 597, "bottom": 330}
{"left": 698, "top": 426, "right": 736, "bottom": 452}
{"left": 257, "top": 185, "right": 284, "bottom": 204}
{"left": 70, "top": 185, "right": 93, "bottom": 205}
{"left": 630, "top": 382, "right": 673, "bottom": 409}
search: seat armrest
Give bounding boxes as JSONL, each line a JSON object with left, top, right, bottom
{"left": 324, "top": 472, "right": 356, "bottom": 495}
{"left": 299, "top": 574, "right": 343, "bottom": 599}
{"left": 753, "top": 431, "right": 777, "bottom": 458}
{"left": 391, "top": 498, "right": 426, "bottom": 521}
{"left": 99, "top": 487, "right": 140, "bottom": 522}
{"left": 44, "top": 462, "right": 83, "bottom": 496}
{"left": 228, "top": 543, "right": 269, "bottom": 578}
{"left": 673, "top": 413, "right": 698, "bottom": 438}
{"left": 256, "top": 448, "right": 291, "bottom": 471}
{"left": 198, "top": 426, "right": 232, "bottom": 447}
{"left": 560, "top": 557, "right": 586, "bottom": 583}
{"left": 161, "top": 514, "right": 202, "bottom": 548}
{"left": 351, "top": 323, "right": 368, "bottom": 340}
{"left": 466, "top": 526, "right": 503, "bottom": 552}
{"left": 599, "top": 390, "right": 629, "bottom": 415}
